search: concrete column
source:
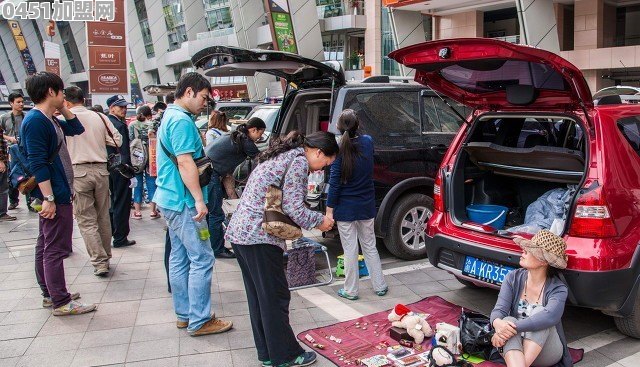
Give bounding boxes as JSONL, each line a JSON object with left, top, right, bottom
{"left": 574, "top": 0, "right": 603, "bottom": 50}
{"left": 289, "top": 1, "right": 324, "bottom": 61}
{"left": 389, "top": 9, "right": 425, "bottom": 76}
{"left": 183, "top": 0, "right": 207, "bottom": 43}
{"left": 146, "top": 0, "right": 174, "bottom": 83}
{"left": 127, "top": 0, "right": 155, "bottom": 101}
{"left": 0, "top": 22, "right": 28, "bottom": 89}
{"left": 365, "top": 0, "right": 382, "bottom": 76}
{"left": 436, "top": 11, "right": 483, "bottom": 39}
{"left": 19, "top": 20, "right": 45, "bottom": 73}
{"left": 516, "top": 0, "right": 559, "bottom": 53}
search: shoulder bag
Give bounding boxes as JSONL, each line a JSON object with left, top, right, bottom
{"left": 13, "top": 136, "right": 63, "bottom": 195}
{"left": 96, "top": 112, "right": 134, "bottom": 178}
{"left": 159, "top": 138, "right": 213, "bottom": 187}
{"left": 262, "top": 154, "right": 303, "bottom": 240}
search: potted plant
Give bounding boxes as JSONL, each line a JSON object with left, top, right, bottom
{"left": 349, "top": 51, "right": 360, "bottom": 70}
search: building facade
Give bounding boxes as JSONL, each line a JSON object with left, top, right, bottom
{"left": 0, "top": 0, "right": 638, "bottom": 102}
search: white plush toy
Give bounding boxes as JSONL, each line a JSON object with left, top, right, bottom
{"left": 387, "top": 304, "right": 434, "bottom": 344}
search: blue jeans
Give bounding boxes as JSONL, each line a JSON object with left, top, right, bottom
{"left": 133, "top": 171, "right": 157, "bottom": 204}
{"left": 159, "top": 205, "right": 214, "bottom": 332}
{"left": 206, "top": 173, "right": 225, "bottom": 255}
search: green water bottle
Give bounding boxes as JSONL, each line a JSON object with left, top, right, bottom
{"left": 30, "top": 198, "right": 42, "bottom": 212}
{"left": 195, "top": 220, "right": 210, "bottom": 241}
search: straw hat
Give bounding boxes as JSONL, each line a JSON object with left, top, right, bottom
{"left": 513, "top": 230, "right": 568, "bottom": 269}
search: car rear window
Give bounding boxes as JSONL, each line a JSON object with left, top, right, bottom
{"left": 439, "top": 60, "right": 566, "bottom": 94}
{"left": 218, "top": 106, "right": 254, "bottom": 119}
{"left": 344, "top": 91, "right": 422, "bottom": 147}
{"left": 618, "top": 116, "right": 640, "bottom": 156}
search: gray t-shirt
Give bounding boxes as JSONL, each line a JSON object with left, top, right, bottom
{"left": 0, "top": 112, "right": 24, "bottom": 142}
{"left": 52, "top": 119, "right": 74, "bottom": 188}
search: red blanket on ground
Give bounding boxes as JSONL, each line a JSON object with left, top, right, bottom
{"left": 297, "top": 296, "right": 583, "bottom": 367}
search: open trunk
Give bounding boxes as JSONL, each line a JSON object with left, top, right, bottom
{"left": 448, "top": 114, "right": 587, "bottom": 233}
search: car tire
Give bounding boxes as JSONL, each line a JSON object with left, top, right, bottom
{"left": 383, "top": 193, "right": 433, "bottom": 260}
{"left": 614, "top": 292, "right": 640, "bottom": 338}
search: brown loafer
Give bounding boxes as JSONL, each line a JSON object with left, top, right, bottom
{"left": 177, "top": 319, "right": 188, "bottom": 329}
{"left": 189, "top": 317, "right": 233, "bottom": 337}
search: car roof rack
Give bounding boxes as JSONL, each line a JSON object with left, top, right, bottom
{"left": 361, "top": 75, "right": 414, "bottom": 83}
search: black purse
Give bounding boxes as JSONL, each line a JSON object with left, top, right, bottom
{"left": 459, "top": 309, "right": 495, "bottom": 360}
{"left": 96, "top": 112, "right": 133, "bottom": 178}
{"left": 159, "top": 139, "right": 213, "bottom": 187}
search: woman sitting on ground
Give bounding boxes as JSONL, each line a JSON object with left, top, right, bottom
{"left": 225, "top": 130, "right": 338, "bottom": 367}
{"left": 204, "top": 117, "right": 266, "bottom": 259}
{"left": 490, "top": 229, "right": 572, "bottom": 367}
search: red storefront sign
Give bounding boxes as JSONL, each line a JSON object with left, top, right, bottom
{"left": 89, "top": 47, "right": 126, "bottom": 69}
{"left": 44, "top": 58, "right": 60, "bottom": 75}
{"left": 211, "top": 84, "right": 248, "bottom": 100}
{"left": 87, "top": 0, "right": 127, "bottom": 94}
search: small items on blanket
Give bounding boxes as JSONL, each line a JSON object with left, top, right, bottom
{"left": 358, "top": 355, "right": 392, "bottom": 367}
{"left": 434, "top": 323, "right": 462, "bottom": 355}
{"left": 388, "top": 304, "right": 434, "bottom": 344}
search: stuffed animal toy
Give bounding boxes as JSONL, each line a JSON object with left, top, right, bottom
{"left": 388, "top": 304, "right": 434, "bottom": 344}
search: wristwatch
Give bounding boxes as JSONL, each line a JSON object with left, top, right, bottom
{"left": 44, "top": 194, "right": 55, "bottom": 202}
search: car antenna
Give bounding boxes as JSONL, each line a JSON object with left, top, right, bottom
{"left": 426, "top": 86, "right": 469, "bottom": 124}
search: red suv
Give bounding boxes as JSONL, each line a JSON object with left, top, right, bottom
{"left": 390, "top": 38, "right": 640, "bottom": 337}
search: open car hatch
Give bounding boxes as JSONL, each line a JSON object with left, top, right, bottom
{"left": 191, "top": 46, "right": 345, "bottom": 89}
{"left": 389, "top": 38, "right": 593, "bottom": 112}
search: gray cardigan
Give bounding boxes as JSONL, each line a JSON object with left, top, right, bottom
{"left": 490, "top": 268, "right": 572, "bottom": 367}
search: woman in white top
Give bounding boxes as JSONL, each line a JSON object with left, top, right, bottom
{"left": 205, "top": 110, "right": 228, "bottom": 146}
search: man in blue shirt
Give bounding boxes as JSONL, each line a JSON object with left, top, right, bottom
{"left": 155, "top": 72, "right": 232, "bottom": 336}
{"left": 22, "top": 72, "right": 96, "bottom": 315}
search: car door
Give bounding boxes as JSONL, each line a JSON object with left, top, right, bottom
{"left": 421, "top": 92, "right": 469, "bottom": 178}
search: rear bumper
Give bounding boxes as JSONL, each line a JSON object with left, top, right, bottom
{"left": 428, "top": 233, "right": 640, "bottom": 317}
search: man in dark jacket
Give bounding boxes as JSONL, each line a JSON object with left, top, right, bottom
{"left": 22, "top": 71, "right": 96, "bottom": 315}
{"left": 106, "top": 95, "right": 136, "bottom": 248}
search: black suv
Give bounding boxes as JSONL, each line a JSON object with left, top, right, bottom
{"left": 192, "top": 47, "right": 468, "bottom": 260}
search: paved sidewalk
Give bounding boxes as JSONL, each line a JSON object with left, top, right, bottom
{"left": 0, "top": 205, "right": 638, "bottom": 366}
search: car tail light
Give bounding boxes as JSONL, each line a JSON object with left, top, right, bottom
{"left": 434, "top": 170, "right": 444, "bottom": 212}
{"left": 569, "top": 186, "right": 617, "bottom": 238}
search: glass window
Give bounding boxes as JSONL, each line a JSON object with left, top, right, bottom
{"left": 56, "top": 21, "right": 84, "bottom": 73}
{"left": 381, "top": 6, "right": 400, "bottom": 76}
{"left": 344, "top": 91, "right": 422, "bottom": 147}
{"left": 437, "top": 60, "right": 567, "bottom": 94}
{"left": 206, "top": 7, "right": 233, "bottom": 31}
{"left": 31, "top": 20, "right": 44, "bottom": 53}
{"left": 316, "top": 0, "right": 343, "bottom": 18}
{"left": 618, "top": 116, "right": 640, "bottom": 156}
{"left": 423, "top": 97, "right": 469, "bottom": 133}
{"left": 248, "top": 107, "right": 279, "bottom": 132}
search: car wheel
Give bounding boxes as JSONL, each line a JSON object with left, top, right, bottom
{"left": 614, "top": 292, "right": 640, "bottom": 338}
{"left": 384, "top": 193, "right": 433, "bottom": 260}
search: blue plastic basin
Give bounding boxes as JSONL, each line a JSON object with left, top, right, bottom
{"left": 466, "top": 204, "right": 508, "bottom": 230}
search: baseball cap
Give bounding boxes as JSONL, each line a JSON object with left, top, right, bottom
{"left": 106, "top": 95, "right": 129, "bottom": 108}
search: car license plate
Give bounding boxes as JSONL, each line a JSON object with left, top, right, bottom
{"left": 462, "top": 256, "right": 515, "bottom": 285}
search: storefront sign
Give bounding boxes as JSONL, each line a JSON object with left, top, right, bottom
{"left": 148, "top": 137, "right": 157, "bottom": 177}
{"left": 87, "top": 0, "right": 128, "bottom": 94}
{"left": 212, "top": 84, "right": 249, "bottom": 101}
{"left": 43, "top": 40, "right": 61, "bottom": 75}
{"left": 88, "top": 46, "right": 126, "bottom": 69}
{"left": 7, "top": 20, "right": 37, "bottom": 75}
{"left": 89, "top": 69, "right": 128, "bottom": 93}
{"left": 271, "top": 12, "right": 297, "bottom": 54}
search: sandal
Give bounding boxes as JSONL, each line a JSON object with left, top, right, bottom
{"left": 132, "top": 212, "right": 142, "bottom": 220}
{"left": 375, "top": 287, "right": 388, "bottom": 297}
{"left": 150, "top": 211, "right": 161, "bottom": 219}
{"left": 337, "top": 288, "right": 358, "bottom": 301}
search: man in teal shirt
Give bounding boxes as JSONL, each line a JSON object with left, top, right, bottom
{"left": 155, "top": 73, "right": 233, "bottom": 336}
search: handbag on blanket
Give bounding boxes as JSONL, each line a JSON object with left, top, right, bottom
{"left": 459, "top": 309, "right": 495, "bottom": 360}
{"left": 286, "top": 246, "right": 316, "bottom": 288}
{"left": 262, "top": 155, "right": 302, "bottom": 240}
